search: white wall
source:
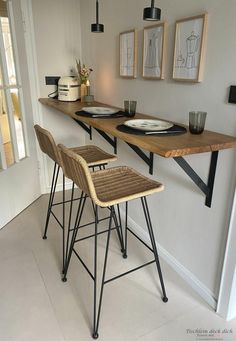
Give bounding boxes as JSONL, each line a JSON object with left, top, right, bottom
{"left": 79, "top": 0, "right": 236, "bottom": 304}
{"left": 31, "top": 0, "right": 86, "bottom": 191}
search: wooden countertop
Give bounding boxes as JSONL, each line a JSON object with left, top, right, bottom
{"left": 39, "top": 98, "right": 236, "bottom": 158}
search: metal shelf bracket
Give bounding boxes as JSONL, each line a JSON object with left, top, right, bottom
{"left": 126, "top": 143, "right": 154, "bottom": 175}
{"left": 94, "top": 128, "right": 117, "bottom": 154}
{"left": 174, "top": 151, "right": 219, "bottom": 208}
{"left": 74, "top": 119, "right": 92, "bottom": 140}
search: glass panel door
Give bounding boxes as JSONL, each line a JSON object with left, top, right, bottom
{"left": 0, "top": 0, "right": 27, "bottom": 169}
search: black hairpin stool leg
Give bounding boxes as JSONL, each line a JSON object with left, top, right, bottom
{"left": 112, "top": 205, "right": 125, "bottom": 254}
{"left": 62, "top": 192, "right": 87, "bottom": 282}
{"left": 62, "top": 174, "right": 65, "bottom": 273}
{"left": 92, "top": 206, "right": 114, "bottom": 339}
{"left": 141, "top": 197, "right": 168, "bottom": 303}
{"left": 123, "top": 202, "right": 128, "bottom": 259}
{"left": 62, "top": 182, "right": 75, "bottom": 274}
{"left": 93, "top": 205, "right": 99, "bottom": 339}
{"left": 43, "top": 162, "right": 60, "bottom": 239}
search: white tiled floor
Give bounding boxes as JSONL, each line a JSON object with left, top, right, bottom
{"left": 0, "top": 193, "right": 236, "bottom": 341}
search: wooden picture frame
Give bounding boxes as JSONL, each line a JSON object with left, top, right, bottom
{"left": 173, "top": 13, "right": 208, "bottom": 82}
{"left": 142, "top": 22, "right": 166, "bottom": 80}
{"left": 119, "top": 29, "right": 137, "bottom": 78}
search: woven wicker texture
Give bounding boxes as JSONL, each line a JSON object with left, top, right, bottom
{"left": 58, "top": 144, "right": 95, "bottom": 196}
{"left": 34, "top": 125, "right": 117, "bottom": 169}
{"left": 58, "top": 144, "right": 164, "bottom": 207}
{"left": 34, "top": 124, "right": 61, "bottom": 164}
{"left": 70, "top": 145, "right": 117, "bottom": 166}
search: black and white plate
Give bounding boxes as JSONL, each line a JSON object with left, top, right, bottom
{"left": 82, "top": 107, "right": 119, "bottom": 115}
{"left": 124, "top": 119, "right": 173, "bottom": 131}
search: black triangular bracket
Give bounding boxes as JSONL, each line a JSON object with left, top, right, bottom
{"left": 174, "top": 151, "right": 219, "bottom": 208}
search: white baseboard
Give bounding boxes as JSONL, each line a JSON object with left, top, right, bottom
{"left": 44, "top": 180, "right": 74, "bottom": 194}
{"left": 125, "top": 213, "right": 217, "bottom": 310}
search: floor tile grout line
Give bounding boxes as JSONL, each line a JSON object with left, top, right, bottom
{"left": 133, "top": 304, "right": 201, "bottom": 341}
{"left": 31, "top": 251, "right": 67, "bottom": 341}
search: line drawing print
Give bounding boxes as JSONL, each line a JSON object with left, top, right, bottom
{"left": 175, "top": 31, "right": 199, "bottom": 69}
{"left": 173, "top": 14, "right": 207, "bottom": 82}
{"left": 185, "top": 31, "right": 199, "bottom": 69}
{"left": 176, "top": 53, "right": 185, "bottom": 68}
{"left": 120, "top": 31, "right": 135, "bottom": 76}
{"left": 144, "top": 31, "right": 161, "bottom": 69}
{"left": 143, "top": 24, "right": 164, "bottom": 78}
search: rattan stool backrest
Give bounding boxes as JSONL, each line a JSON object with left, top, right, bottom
{"left": 58, "top": 144, "right": 97, "bottom": 200}
{"left": 34, "top": 124, "right": 61, "bottom": 165}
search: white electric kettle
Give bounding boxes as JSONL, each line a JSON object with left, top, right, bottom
{"left": 58, "top": 76, "right": 79, "bottom": 101}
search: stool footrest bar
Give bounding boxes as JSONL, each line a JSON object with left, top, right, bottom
{"left": 73, "top": 249, "right": 94, "bottom": 280}
{"left": 104, "top": 259, "right": 155, "bottom": 285}
{"left": 127, "top": 227, "right": 154, "bottom": 253}
{"left": 52, "top": 196, "right": 83, "bottom": 207}
{"left": 50, "top": 210, "right": 63, "bottom": 229}
{"left": 69, "top": 216, "right": 111, "bottom": 232}
{"left": 75, "top": 226, "right": 118, "bottom": 243}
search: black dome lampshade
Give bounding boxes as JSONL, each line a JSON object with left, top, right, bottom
{"left": 143, "top": 0, "right": 161, "bottom": 21}
{"left": 91, "top": 0, "right": 104, "bottom": 33}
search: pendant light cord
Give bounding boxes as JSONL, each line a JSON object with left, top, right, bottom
{"left": 96, "top": 0, "right": 99, "bottom": 24}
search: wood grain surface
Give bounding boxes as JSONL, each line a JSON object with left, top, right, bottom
{"left": 39, "top": 98, "right": 236, "bottom": 158}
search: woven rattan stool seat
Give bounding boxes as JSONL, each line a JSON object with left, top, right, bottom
{"left": 91, "top": 166, "right": 164, "bottom": 206}
{"left": 34, "top": 124, "right": 117, "bottom": 167}
{"left": 58, "top": 144, "right": 164, "bottom": 207}
{"left": 70, "top": 145, "right": 117, "bottom": 166}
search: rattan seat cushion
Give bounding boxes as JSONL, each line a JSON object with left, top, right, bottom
{"left": 34, "top": 124, "right": 116, "bottom": 168}
{"left": 58, "top": 144, "right": 164, "bottom": 208}
{"left": 91, "top": 166, "right": 164, "bottom": 207}
{"left": 70, "top": 145, "right": 117, "bottom": 166}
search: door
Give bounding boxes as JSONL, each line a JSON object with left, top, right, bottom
{"left": 0, "top": 0, "right": 41, "bottom": 229}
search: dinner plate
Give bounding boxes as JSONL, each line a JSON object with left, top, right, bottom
{"left": 82, "top": 107, "right": 119, "bottom": 115}
{"left": 124, "top": 119, "right": 173, "bottom": 131}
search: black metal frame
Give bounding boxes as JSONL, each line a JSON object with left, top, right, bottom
{"left": 74, "top": 119, "right": 117, "bottom": 154}
{"left": 74, "top": 119, "right": 92, "bottom": 140}
{"left": 126, "top": 143, "right": 154, "bottom": 175}
{"left": 42, "top": 162, "right": 111, "bottom": 274}
{"left": 42, "top": 162, "right": 60, "bottom": 239}
{"left": 94, "top": 128, "right": 117, "bottom": 154}
{"left": 62, "top": 197, "right": 168, "bottom": 339}
{"left": 174, "top": 151, "right": 219, "bottom": 208}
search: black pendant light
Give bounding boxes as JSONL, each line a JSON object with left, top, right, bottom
{"left": 143, "top": 0, "right": 161, "bottom": 21}
{"left": 91, "top": 0, "right": 104, "bottom": 33}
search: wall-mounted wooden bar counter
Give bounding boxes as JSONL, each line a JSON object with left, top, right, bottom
{"left": 39, "top": 98, "right": 236, "bottom": 207}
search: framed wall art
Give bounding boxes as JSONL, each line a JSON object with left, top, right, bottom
{"left": 119, "top": 29, "right": 137, "bottom": 78}
{"left": 142, "top": 22, "right": 167, "bottom": 79}
{"left": 173, "top": 13, "right": 208, "bottom": 82}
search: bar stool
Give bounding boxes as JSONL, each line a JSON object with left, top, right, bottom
{"left": 58, "top": 144, "right": 168, "bottom": 339}
{"left": 34, "top": 124, "right": 117, "bottom": 271}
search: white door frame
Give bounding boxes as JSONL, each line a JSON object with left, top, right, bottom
{"left": 217, "top": 184, "right": 236, "bottom": 320}
{"left": 20, "top": 0, "right": 47, "bottom": 193}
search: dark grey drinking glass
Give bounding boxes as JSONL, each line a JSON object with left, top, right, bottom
{"left": 124, "top": 100, "right": 137, "bottom": 117}
{"left": 189, "top": 111, "right": 207, "bottom": 134}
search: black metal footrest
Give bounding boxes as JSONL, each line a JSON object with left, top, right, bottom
{"left": 71, "top": 227, "right": 156, "bottom": 285}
